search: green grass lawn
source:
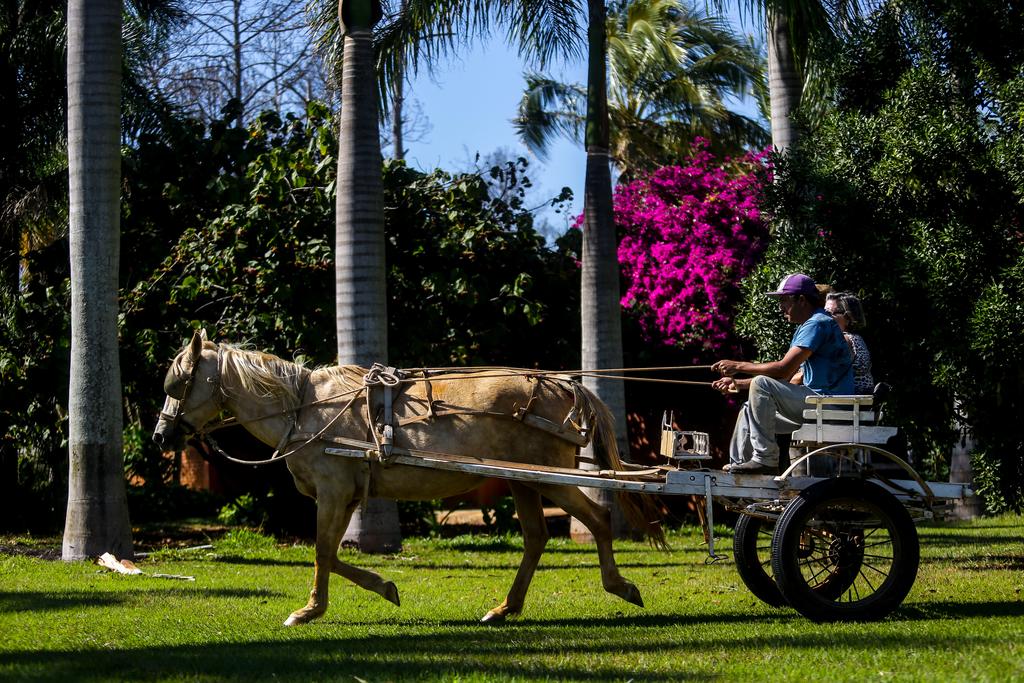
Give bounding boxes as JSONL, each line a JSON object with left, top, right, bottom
{"left": 1, "top": 515, "right": 1022, "bottom": 682}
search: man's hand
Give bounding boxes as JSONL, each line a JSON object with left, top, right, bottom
{"left": 711, "top": 377, "right": 738, "bottom": 394}
{"left": 712, "top": 359, "right": 744, "bottom": 377}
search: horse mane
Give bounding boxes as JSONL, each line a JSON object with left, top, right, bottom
{"left": 219, "top": 343, "right": 309, "bottom": 409}
{"left": 217, "top": 343, "right": 373, "bottom": 406}
{"left": 316, "top": 364, "right": 368, "bottom": 390}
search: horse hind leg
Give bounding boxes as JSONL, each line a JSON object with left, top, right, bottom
{"left": 481, "top": 482, "right": 549, "bottom": 624}
{"left": 284, "top": 491, "right": 399, "bottom": 626}
{"left": 536, "top": 483, "right": 644, "bottom": 609}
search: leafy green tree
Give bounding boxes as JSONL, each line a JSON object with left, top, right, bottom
{"left": 0, "top": 0, "right": 183, "bottom": 290}
{"left": 515, "top": 0, "right": 768, "bottom": 176}
{"left": 737, "top": 0, "right": 1024, "bottom": 511}
{"left": 0, "top": 0, "right": 183, "bottom": 531}
{"left": 124, "top": 106, "right": 578, "bottom": 373}
{"left": 116, "top": 104, "right": 578, "bottom": 531}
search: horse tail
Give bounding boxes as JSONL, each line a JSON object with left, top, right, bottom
{"left": 576, "top": 383, "right": 667, "bottom": 550}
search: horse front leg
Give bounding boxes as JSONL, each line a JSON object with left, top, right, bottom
{"left": 330, "top": 517, "right": 400, "bottom": 607}
{"left": 284, "top": 494, "right": 350, "bottom": 626}
{"left": 285, "top": 494, "right": 400, "bottom": 626}
{"left": 481, "top": 482, "right": 549, "bottom": 624}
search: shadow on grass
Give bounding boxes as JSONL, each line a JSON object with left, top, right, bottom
{"left": 918, "top": 533, "right": 1024, "bottom": 548}
{"left": 210, "top": 555, "right": 311, "bottom": 568}
{"left": 2, "top": 603, "right": 1014, "bottom": 682}
{"left": 921, "top": 554, "right": 1024, "bottom": 571}
{"left": 212, "top": 554, "right": 684, "bottom": 573}
{"left": 957, "top": 555, "right": 1024, "bottom": 571}
{"left": 0, "top": 588, "right": 283, "bottom": 614}
{"left": 918, "top": 522, "right": 1023, "bottom": 531}
{"left": 901, "top": 599, "right": 1024, "bottom": 620}
{"left": 0, "top": 631, "right": 716, "bottom": 682}
{"left": 411, "top": 540, "right": 660, "bottom": 555}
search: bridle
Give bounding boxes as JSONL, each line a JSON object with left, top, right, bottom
{"left": 158, "top": 341, "right": 322, "bottom": 465}
{"left": 159, "top": 345, "right": 225, "bottom": 439}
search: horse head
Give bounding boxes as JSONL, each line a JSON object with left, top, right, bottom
{"left": 152, "top": 329, "right": 223, "bottom": 451}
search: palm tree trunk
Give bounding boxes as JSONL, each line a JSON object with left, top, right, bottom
{"left": 335, "top": 0, "right": 401, "bottom": 553}
{"left": 62, "top": 0, "right": 133, "bottom": 561}
{"left": 573, "top": 0, "right": 629, "bottom": 542}
{"left": 766, "top": 7, "right": 801, "bottom": 152}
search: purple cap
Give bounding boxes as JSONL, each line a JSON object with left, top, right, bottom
{"left": 765, "top": 273, "right": 818, "bottom": 298}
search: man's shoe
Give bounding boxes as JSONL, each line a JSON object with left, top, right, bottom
{"left": 724, "top": 459, "right": 778, "bottom": 474}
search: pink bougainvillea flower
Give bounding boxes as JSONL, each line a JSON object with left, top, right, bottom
{"left": 614, "top": 140, "right": 770, "bottom": 355}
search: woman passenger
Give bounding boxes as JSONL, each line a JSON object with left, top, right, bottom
{"left": 824, "top": 292, "right": 874, "bottom": 394}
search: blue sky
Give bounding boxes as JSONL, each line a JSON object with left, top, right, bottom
{"left": 399, "top": 7, "right": 765, "bottom": 235}
{"left": 399, "top": 38, "right": 586, "bottom": 235}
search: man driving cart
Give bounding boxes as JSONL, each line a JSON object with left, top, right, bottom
{"left": 711, "top": 273, "right": 853, "bottom": 474}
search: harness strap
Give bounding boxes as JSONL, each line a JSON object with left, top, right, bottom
{"left": 362, "top": 363, "right": 405, "bottom": 465}
{"left": 422, "top": 371, "right": 436, "bottom": 419}
{"left": 382, "top": 366, "right": 397, "bottom": 462}
{"left": 513, "top": 375, "right": 540, "bottom": 422}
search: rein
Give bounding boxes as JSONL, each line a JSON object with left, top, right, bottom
{"left": 385, "top": 365, "right": 718, "bottom": 387}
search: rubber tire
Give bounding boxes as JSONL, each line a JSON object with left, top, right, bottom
{"left": 734, "top": 512, "right": 862, "bottom": 607}
{"left": 733, "top": 514, "right": 786, "bottom": 607}
{"left": 771, "top": 478, "right": 919, "bottom": 622}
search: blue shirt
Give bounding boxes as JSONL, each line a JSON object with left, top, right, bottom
{"left": 792, "top": 310, "right": 854, "bottom": 394}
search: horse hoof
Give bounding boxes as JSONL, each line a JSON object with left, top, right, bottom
{"left": 622, "top": 581, "right": 638, "bottom": 610}
{"left": 382, "top": 581, "right": 400, "bottom": 607}
{"left": 284, "top": 607, "right": 323, "bottom": 626}
{"left": 480, "top": 610, "right": 506, "bottom": 625}
{"left": 609, "top": 583, "right": 644, "bottom": 608}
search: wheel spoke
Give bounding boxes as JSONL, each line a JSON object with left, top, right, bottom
{"left": 861, "top": 552, "right": 894, "bottom": 561}
{"left": 805, "top": 561, "right": 831, "bottom": 586}
{"left": 859, "top": 567, "right": 878, "bottom": 594}
{"left": 799, "top": 555, "right": 827, "bottom": 584}
{"left": 860, "top": 559, "right": 892, "bottom": 578}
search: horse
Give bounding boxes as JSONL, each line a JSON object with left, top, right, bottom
{"left": 153, "top": 330, "right": 665, "bottom": 626}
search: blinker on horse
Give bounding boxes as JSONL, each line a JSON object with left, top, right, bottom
{"left": 154, "top": 330, "right": 664, "bottom": 626}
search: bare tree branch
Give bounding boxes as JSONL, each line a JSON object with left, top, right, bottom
{"left": 142, "top": 0, "right": 324, "bottom": 125}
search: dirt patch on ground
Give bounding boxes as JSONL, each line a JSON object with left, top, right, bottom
{"left": 131, "top": 522, "right": 232, "bottom": 552}
{"left": 0, "top": 540, "right": 61, "bottom": 560}
{"left": 0, "top": 522, "right": 236, "bottom": 560}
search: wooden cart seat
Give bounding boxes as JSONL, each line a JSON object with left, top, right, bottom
{"left": 791, "top": 395, "right": 898, "bottom": 446}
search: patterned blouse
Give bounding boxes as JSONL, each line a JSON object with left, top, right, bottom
{"left": 846, "top": 332, "right": 874, "bottom": 394}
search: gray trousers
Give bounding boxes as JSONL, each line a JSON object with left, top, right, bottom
{"left": 729, "top": 375, "right": 815, "bottom": 467}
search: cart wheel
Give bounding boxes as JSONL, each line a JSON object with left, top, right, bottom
{"left": 733, "top": 514, "right": 786, "bottom": 607}
{"left": 771, "top": 478, "right": 919, "bottom": 622}
{"left": 734, "top": 512, "right": 860, "bottom": 608}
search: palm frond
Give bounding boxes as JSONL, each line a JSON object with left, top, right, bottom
{"left": 500, "top": 0, "right": 585, "bottom": 68}
{"left": 513, "top": 73, "right": 586, "bottom": 160}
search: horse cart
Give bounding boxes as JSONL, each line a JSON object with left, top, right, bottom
{"left": 155, "top": 332, "right": 973, "bottom": 625}
{"left": 325, "top": 393, "right": 970, "bottom": 623}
